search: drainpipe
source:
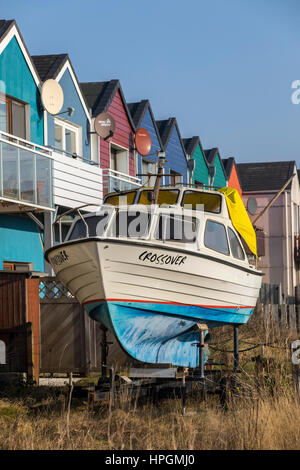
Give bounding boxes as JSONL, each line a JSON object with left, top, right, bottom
{"left": 285, "top": 191, "right": 290, "bottom": 297}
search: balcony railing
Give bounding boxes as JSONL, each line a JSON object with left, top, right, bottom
{"left": 102, "top": 168, "right": 141, "bottom": 194}
{"left": 0, "top": 131, "right": 53, "bottom": 210}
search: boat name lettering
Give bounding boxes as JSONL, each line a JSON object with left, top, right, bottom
{"left": 51, "top": 250, "right": 69, "bottom": 266}
{"left": 139, "top": 251, "right": 187, "bottom": 266}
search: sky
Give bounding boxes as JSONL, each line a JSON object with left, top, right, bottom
{"left": 1, "top": 0, "right": 300, "bottom": 164}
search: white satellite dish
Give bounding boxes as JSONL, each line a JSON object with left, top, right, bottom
{"left": 41, "top": 79, "right": 64, "bottom": 115}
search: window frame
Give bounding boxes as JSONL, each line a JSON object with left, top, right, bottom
{"left": 0, "top": 93, "right": 29, "bottom": 140}
{"left": 154, "top": 212, "right": 199, "bottom": 244}
{"left": 227, "top": 226, "right": 246, "bottom": 260}
{"left": 204, "top": 219, "right": 230, "bottom": 256}
{"left": 181, "top": 190, "right": 222, "bottom": 214}
{"left": 54, "top": 117, "right": 82, "bottom": 156}
{"left": 170, "top": 169, "right": 182, "bottom": 186}
{"left": 141, "top": 159, "right": 156, "bottom": 186}
{"left": 109, "top": 141, "right": 129, "bottom": 174}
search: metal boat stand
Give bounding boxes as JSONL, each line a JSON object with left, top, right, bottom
{"left": 79, "top": 324, "right": 242, "bottom": 411}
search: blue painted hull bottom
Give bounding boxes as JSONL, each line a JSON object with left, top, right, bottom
{"left": 84, "top": 300, "right": 253, "bottom": 368}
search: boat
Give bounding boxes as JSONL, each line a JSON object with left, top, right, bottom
{"left": 45, "top": 185, "right": 263, "bottom": 368}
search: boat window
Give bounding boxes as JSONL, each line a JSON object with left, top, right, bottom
{"left": 181, "top": 191, "right": 221, "bottom": 213}
{"left": 155, "top": 214, "right": 198, "bottom": 243}
{"left": 204, "top": 220, "right": 229, "bottom": 255}
{"left": 109, "top": 210, "right": 152, "bottom": 238}
{"left": 68, "top": 212, "right": 111, "bottom": 240}
{"left": 138, "top": 189, "right": 179, "bottom": 206}
{"left": 228, "top": 227, "right": 245, "bottom": 260}
{"left": 104, "top": 191, "right": 137, "bottom": 206}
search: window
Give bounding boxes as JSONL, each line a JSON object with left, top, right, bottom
{"left": 141, "top": 159, "right": 156, "bottom": 186}
{"left": 170, "top": 170, "right": 182, "bottom": 186}
{"left": 155, "top": 214, "right": 198, "bottom": 243}
{"left": 110, "top": 143, "right": 128, "bottom": 174}
{"left": 228, "top": 228, "right": 245, "bottom": 260}
{"left": 109, "top": 210, "right": 152, "bottom": 238}
{"left": 2, "top": 261, "right": 33, "bottom": 271}
{"left": 204, "top": 220, "right": 229, "bottom": 255}
{"left": 54, "top": 118, "right": 81, "bottom": 155}
{"left": 138, "top": 189, "right": 179, "bottom": 206}
{"left": 104, "top": 190, "right": 137, "bottom": 206}
{"left": 0, "top": 94, "right": 26, "bottom": 139}
{"left": 182, "top": 191, "right": 222, "bottom": 213}
{"left": 68, "top": 213, "right": 112, "bottom": 240}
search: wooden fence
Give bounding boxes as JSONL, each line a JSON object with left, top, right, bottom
{"left": 257, "top": 283, "right": 300, "bottom": 332}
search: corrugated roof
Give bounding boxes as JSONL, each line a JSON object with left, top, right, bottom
{"left": 31, "top": 54, "right": 68, "bottom": 82}
{"left": 237, "top": 161, "right": 296, "bottom": 191}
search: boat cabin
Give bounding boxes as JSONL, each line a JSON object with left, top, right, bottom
{"left": 63, "top": 187, "right": 248, "bottom": 266}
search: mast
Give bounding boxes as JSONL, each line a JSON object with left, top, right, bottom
{"left": 152, "top": 151, "right": 166, "bottom": 205}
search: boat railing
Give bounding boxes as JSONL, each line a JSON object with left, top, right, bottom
{"left": 52, "top": 203, "right": 100, "bottom": 244}
{"left": 159, "top": 182, "right": 225, "bottom": 190}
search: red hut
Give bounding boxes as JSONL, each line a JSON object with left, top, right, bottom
{"left": 80, "top": 80, "right": 140, "bottom": 194}
{"left": 222, "top": 157, "right": 242, "bottom": 196}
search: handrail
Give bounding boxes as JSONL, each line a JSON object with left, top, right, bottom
{"left": 0, "top": 131, "right": 53, "bottom": 159}
{"left": 53, "top": 203, "right": 100, "bottom": 243}
{"left": 103, "top": 167, "right": 141, "bottom": 183}
{"left": 49, "top": 145, "right": 98, "bottom": 165}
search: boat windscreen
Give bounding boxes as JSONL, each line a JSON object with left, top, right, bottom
{"left": 181, "top": 191, "right": 221, "bottom": 213}
{"left": 104, "top": 191, "right": 137, "bottom": 206}
{"left": 68, "top": 212, "right": 111, "bottom": 240}
{"left": 155, "top": 214, "right": 198, "bottom": 243}
{"left": 108, "top": 210, "right": 152, "bottom": 238}
{"left": 138, "top": 189, "right": 179, "bottom": 206}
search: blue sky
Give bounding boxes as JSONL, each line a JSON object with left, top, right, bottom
{"left": 2, "top": 0, "right": 300, "bottom": 163}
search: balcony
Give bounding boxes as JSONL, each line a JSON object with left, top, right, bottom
{"left": 0, "top": 131, "right": 104, "bottom": 213}
{"left": 102, "top": 168, "right": 141, "bottom": 195}
{"left": 0, "top": 131, "right": 53, "bottom": 212}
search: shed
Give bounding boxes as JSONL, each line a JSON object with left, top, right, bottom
{"left": 128, "top": 99, "right": 163, "bottom": 186}
{"left": 156, "top": 118, "right": 188, "bottom": 185}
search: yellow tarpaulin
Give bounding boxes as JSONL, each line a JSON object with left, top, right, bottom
{"left": 218, "top": 187, "right": 257, "bottom": 257}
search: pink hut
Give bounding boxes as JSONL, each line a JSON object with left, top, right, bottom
{"left": 80, "top": 80, "right": 140, "bottom": 194}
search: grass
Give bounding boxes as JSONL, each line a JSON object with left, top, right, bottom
{"left": 0, "top": 310, "right": 300, "bottom": 450}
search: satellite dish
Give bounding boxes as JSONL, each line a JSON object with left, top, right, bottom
{"left": 135, "top": 128, "right": 151, "bottom": 156}
{"left": 94, "top": 112, "right": 116, "bottom": 139}
{"left": 247, "top": 197, "right": 258, "bottom": 215}
{"left": 41, "top": 79, "right": 64, "bottom": 115}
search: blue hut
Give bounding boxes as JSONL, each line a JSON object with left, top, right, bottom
{"left": 32, "top": 54, "right": 93, "bottom": 162}
{"left": 127, "top": 100, "right": 163, "bottom": 186}
{"left": 155, "top": 118, "right": 188, "bottom": 185}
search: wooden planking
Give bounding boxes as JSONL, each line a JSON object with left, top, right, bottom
{"left": 53, "top": 158, "right": 103, "bottom": 181}
{"left": 53, "top": 178, "right": 103, "bottom": 200}
{"left": 99, "top": 90, "right": 135, "bottom": 176}
{"left": 0, "top": 273, "right": 26, "bottom": 329}
{"left": 25, "top": 278, "right": 40, "bottom": 382}
{"left": 52, "top": 155, "right": 103, "bottom": 207}
{"left": 53, "top": 169, "right": 103, "bottom": 191}
{"left": 40, "top": 297, "right": 102, "bottom": 374}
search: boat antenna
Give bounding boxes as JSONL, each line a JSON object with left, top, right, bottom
{"left": 152, "top": 151, "right": 166, "bottom": 205}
